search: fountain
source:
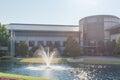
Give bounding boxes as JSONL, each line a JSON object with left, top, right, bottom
{"left": 35, "top": 46, "right": 55, "bottom": 68}
{"left": 1, "top": 45, "right": 120, "bottom": 80}
{"left": 29, "top": 45, "right": 66, "bottom": 70}
{"left": 39, "top": 46, "right": 55, "bottom": 68}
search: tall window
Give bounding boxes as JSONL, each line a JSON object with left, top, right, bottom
{"left": 29, "top": 41, "right": 35, "bottom": 47}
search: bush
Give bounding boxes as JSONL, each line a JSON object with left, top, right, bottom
{"left": 64, "top": 35, "right": 80, "bottom": 57}
{"left": 115, "top": 36, "right": 120, "bottom": 54}
{"left": 0, "top": 56, "right": 11, "bottom": 60}
{"left": 15, "top": 41, "right": 28, "bottom": 57}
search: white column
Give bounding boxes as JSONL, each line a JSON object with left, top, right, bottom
{"left": 10, "top": 29, "right": 15, "bottom": 58}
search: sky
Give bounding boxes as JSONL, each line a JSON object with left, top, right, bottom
{"left": 0, "top": 0, "right": 120, "bottom": 25}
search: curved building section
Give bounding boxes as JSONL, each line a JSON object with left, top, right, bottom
{"left": 79, "top": 15, "right": 120, "bottom": 55}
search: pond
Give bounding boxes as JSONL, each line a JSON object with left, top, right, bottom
{"left": 0, "top": 62, "right": 120, "bottom": 80}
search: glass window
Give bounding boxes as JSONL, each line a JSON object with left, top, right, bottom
{"left": 63, "top": 41, "right": 66, "bottom": 47}
{"left": 87, "top": 18, "right": 97, "bottom": 23}
{"left": 46, "top": 41, "right": 52, "bottom": 46}
{"left": 104, "top": 17, "right": 119, "bottom": 22}
{"left": 29, "top": 41, "right": 35, "bottom": 47}
{"left": 112, "top": 39, "right": 116, "bottom": 43}
{"left": 38, "top": 41, "right": 44, "bottom": 46}
{"left": 55, "top": 41, "right": 60, "bottom": 47}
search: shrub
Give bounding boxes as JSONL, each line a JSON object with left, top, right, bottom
{"left": 64, "top": 35, "right": 80, "bottom": 57}
{"left": 0, "top": 56, "right": 11, "bottom": 60}
{"left": 15, "top": 41, "right": 28, "bottom": 57}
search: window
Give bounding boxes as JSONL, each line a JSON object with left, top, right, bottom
{"left": 38, "top": 41, "right": 44, "bottom": 46}
{"left": 63, "top": 41, "right": 66, "bottom": 47}
{"left": 104, "top": 18, "right": 119, "bottom": 22}
{"left": 55, "top": 41, "right": 60, "bottom": 47}
{"left": 46, "top": 41, "right": 52, "bottom": 46}
{"left": 112, "top": 39, "right": 116, "bottom": 43}
{"left": 89, "top": 40, "right": 96, "bottom": 46}
{"left": 87, "top": 18, "right": 97, "bottom": 23}
{"left": 29, "top": 41, "right": 35, "bottom": 47}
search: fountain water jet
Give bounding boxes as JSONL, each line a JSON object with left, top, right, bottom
{"left": 41, "top": 47, "right": 55, "bottom": 68}
{"left": 27, "top": 46, "right": 68, "bottom": 71}
{"left": 35, "top": 46, "right": 55, "bottom": 68}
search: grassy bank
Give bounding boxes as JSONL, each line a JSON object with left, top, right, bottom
{"left": 19, "top": 57, "right": 120, "bottom": 64}
{"left": 66, "top": 57, "right": 120, "bottom": 64}
{"left": 0, "top": 72, "right": 51, "bottom": 80}
{"left": 19, "top": 58, "right": 63, "bottom": 63}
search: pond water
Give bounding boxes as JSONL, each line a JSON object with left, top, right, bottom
{"left": 0, "top": 62, "right": 120, "bottom": 80}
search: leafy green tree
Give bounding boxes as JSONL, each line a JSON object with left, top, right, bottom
{"left": 0, "top": 23, "right": 9, "bottom": 47}
{"left": 104, "top": 40, "right": 116, "bottom": 54}
{"left": 64, "top": 35, "right": 80, "bottom": 57}
{"left": 115, "top": 36, "right": 120, "bottom": 54}
{"left": 15, "top": 41, "right": 28, "bottom": 56}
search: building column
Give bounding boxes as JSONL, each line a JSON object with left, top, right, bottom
{"left": 80, "top": 25, "right": 84, "bottom": 54}
{"left": 10, "top": 29, "right": 15, "bottom": 58}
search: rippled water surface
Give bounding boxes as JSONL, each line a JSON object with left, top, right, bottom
{"left": 0, "top": 62, "right": 120, "bottom": 80}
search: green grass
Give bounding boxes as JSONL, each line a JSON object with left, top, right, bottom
{"left": 19, "top": 58, "right": 63, "bottom": 63}
{"left": 0, "top": 72, "right": 51, "bottom": 80}
{"left": 0, "top": 56, "right": 11, "bottom": 60}
{"left": 20, "top": 57, "right": 120, "bottom": 64}
{"left": 83, "top": 59, "right": 120, "bottom": 64}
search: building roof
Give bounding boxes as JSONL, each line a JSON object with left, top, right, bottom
{"left": 6, "top": 23, "right": 79, "bottom": 32}
{"left": 9, "top": 23, "right": 79, "bottom": 27}
{"left": 80, "top": 15, "right": 120, "bottom": 22}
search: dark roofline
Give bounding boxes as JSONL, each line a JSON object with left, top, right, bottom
{"left": 9, "top": 23, "right": 79, "bottom": 27}
{"left": 80, "top": 15, "right": 120, "bottom": 22}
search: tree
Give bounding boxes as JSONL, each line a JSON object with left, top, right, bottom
{"left": 115, "top": 36, "right": 120, "bottom": 54}
{"left": 104, "top": 40, "right": 116, "bottom": 55}
{"left": 0, "top": 23, "right": 9, "bottom": 47}
{"left": 15, "top": 41, "right": 28, "bottom": 57}
{"left": 64, "top": 35, "right": 80, "bottom": 57}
